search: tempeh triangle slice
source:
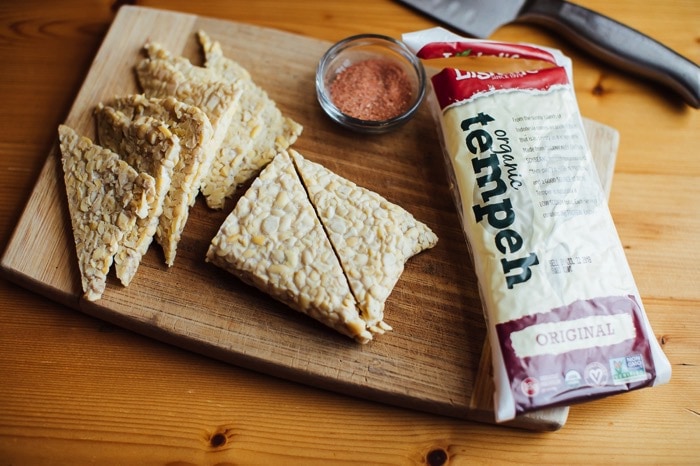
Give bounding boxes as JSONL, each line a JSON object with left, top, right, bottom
{"left": 206, "top": 151, "right": 374, "bottom": 343}
{"left": 98, "top": 94, "right": 213, "bottom": 266}
{"left": 57, "top": 125, "right": 156, "bottom": 301}
{"left": 135, "top": 42, "right": 241, "bottom": 195}
{"left": 196, "top": 31, "right": 303, "bottom": 209}
{"left": 290, "top": 150, "right": 438, "bottom": 332}
{"left": 94, "top": 108, "right": 180, "bottom": 285}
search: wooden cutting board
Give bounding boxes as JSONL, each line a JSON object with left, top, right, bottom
{"left": 0, "top": 5, "right": 619, "bottom": 431}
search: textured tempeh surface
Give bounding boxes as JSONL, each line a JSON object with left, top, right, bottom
{"left": 57, "top": 124, "right": 157, "bottom": 301}
{"left": 94, "top": 109, "right": 181, "bottom": 284}
{"left": 102, "top": 95, "right": 214, "bottom": 266}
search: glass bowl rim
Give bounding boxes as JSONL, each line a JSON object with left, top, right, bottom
{"left": 315, "top": 33, "right": 427, "bottom": 132}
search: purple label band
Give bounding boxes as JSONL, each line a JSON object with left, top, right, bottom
{"left": 495, "top": 295, "right": 656, "bottom": 415}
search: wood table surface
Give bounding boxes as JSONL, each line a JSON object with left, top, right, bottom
{"left": 1, "top": 0, "right": 698, "bottom": 464}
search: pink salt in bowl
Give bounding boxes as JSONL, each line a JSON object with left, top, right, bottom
{"left": 316, "top": 34, "right": 426, "bottom": 134}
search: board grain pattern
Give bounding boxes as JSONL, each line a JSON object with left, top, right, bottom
{"left": 0, "top": 5, "right": 619, "bottom": 431}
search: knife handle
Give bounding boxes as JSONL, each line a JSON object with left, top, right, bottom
{"left": 521, "top": 0, "right": 700, "bottom": 108}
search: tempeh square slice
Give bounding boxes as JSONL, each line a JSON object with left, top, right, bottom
{"left": 99, "top": 94, "right": 213, "bottom": 266}
{"left": 290, "top": 150, "right": 438, "bottom": 333}
{"left": 135, "top": 42, "right": 241, "bottom": 196}
{"left": 206, "top": 151, "right": 374, "bottom": 343}
{"left": 94, "top": 108, "right": 180, "bottom": 285}
{"left": 58, "top": 125, "right": 156, "bottom": 301}
{"left": 197, "top": 31, "right": 303, "bottom": 209}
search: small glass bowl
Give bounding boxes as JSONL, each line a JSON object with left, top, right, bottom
{"left": 316, "top": 34, "right": 426, "bottom": 134}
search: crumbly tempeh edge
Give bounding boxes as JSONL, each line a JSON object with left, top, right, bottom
{"left": 290, "top": 149, "right": 438, "bottom": 332}
{"left": 94, "top": 107, "right": 181, "bottom": 285}
{"left": 197, "top": 30, "right": 303, "bottom": 209}
{"left": 57, "top": 124, "right": 156, "bottom": 301}
{"left": 206, "top": 151, "right": 374, "bottom": 343}
{"left": 103, "top": 94, "right": 213, "bottom": 266}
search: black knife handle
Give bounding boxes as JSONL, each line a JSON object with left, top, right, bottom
{"left": 521, "top": 0, "right": 700, "bottom": 108}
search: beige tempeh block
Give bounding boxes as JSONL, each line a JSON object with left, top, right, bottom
{"left": 206, "top": 151, "right": 374, "bottom": 344}
{"left": 207, "top": 150, "right": 438, "bottom": 343}
{"left": 57, "top": 124, "right": 156, "bottom": 301}
{"left": 290, "top": 149, "right": 438, "bottom": 332}
{"left": 102, "top": 94, "right": 213, "bottom": 266}
{"left": 197, "top": 30, "right": 303, "bottom": 209}
{"left": 94, "top": 107, "right": 181, "bottom": 285}
{"left": 135, "top": 41, "right": 242, "bottom": 200}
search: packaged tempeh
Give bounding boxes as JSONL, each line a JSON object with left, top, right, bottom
{"left": 403, "top": 27, "right": 671, "bottom": 422}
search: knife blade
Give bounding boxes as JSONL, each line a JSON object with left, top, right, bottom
{"left": 398, "top": 0, "right": 700, "bottom": 108}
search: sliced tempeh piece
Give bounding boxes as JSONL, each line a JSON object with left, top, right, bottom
{"left": 206, "top": 151, "right": 374, "bottom": 343}
{"left": 94, "top": 108, "right": 180, "bottom": 285}
{"left": 101, "top": 95, "right": 213, "bottom": 266}
{"left": 135, "top": 42, "right": 241, "bottom": 196}
{"left": 58, "top": 124, "right": 156, "bottom": 301}
{"left": 197, "top": 30, "right": 303, "bottom": 209}
{"left": 290, "top": 149, "right": 438, "bottom": 332}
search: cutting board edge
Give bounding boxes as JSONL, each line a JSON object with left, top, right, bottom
{"left": 0, "top": 259, "right": 78, "bottom": 311}
{"left": 81, "top": 288, "right": 570, "bottom": 429}
{"left": 78, "top": 292, "right": 487, "bottom": 424}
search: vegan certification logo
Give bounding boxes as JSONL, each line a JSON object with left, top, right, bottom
{"left": 584, "top": 362, "right": 608, "bottom": 387}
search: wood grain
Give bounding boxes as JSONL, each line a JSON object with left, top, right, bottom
{"left": 1, "top": 1, "right": 699, "bottom": 464}
{"left": 1, "top": 5, "right": 620, "bottom": 431}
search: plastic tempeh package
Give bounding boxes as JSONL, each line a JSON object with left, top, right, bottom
{"left": 403, "top": 27, "right": 671, "bottom": 422}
